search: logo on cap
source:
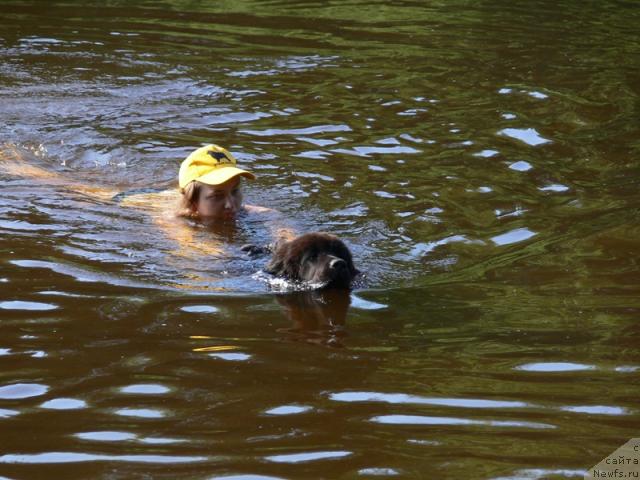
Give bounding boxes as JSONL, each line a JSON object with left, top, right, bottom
{"left": 207, "top": 150, "right": 233, "bottom": 164}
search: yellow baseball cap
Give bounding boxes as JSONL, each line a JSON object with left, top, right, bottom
{"left": 178, "top": 144, "right": 255, "bottom": 189}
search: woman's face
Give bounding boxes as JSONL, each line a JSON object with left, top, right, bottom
{"left": 195, "top": 177, "right": 243, "bottom": 220}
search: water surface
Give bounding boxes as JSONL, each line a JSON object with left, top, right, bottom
{"left": 1, "top": 0, "right": 639, "bottom": 478}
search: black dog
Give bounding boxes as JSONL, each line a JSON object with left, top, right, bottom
{"left": 244, "top": 232, "right": 359, "bottom": 289}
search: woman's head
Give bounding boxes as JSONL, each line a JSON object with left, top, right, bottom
{"left": 178, "top": 144, "right": 254, "bottom": 220}
{"left": 180, "top": 177, "right": 243, "bottom": 220}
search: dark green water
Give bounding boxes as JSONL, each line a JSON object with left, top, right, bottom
{"left": 1, "top": 1, "right": 639, "bottom": 478}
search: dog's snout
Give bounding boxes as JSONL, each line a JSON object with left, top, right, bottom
{"left": 329, "top": 257, "right": 347, "bottom": 270}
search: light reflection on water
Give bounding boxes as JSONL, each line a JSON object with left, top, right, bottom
{"left": 119, "top": 384, "right": 171, "bottom": 395}
{"left": 369, "top": 415, "right": 553, "bottom": 429}
{"left": 1, "top": 0, "right": 639, "bottom": 479}
{"left": 264, "top": 451, "right": 352, "bottom": 463}
{"left": 329, "top": 392, "right": 529, "bottom": 409}
{"left": 114, "top": 408, "right": 166, "bottom": 419}
{"left": 40, "top": 398, "right": 88, "bottom": 410}
{"left": 0, "top": 300, "right": 59, "bottom": 311}
{"left": 0, "top": 383, "right": 49, "bottom": 400}
{"left": 264, "top": 405, "right": 313, "bottom": 416}
{"left": 0, "top": 452, "right": 209, "bottom": 464}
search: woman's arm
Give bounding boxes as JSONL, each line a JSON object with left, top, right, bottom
{"left": 0, "top": 144, "right": 119, "bottom": 200}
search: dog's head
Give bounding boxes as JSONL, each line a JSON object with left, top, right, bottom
{"left": 265, "top": 232, "right": 359, "bottom": 289}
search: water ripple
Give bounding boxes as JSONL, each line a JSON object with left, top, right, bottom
{"left": 539, "top": 183, "right": 570, "bottom": 192}
{"left": 498, "top": 128, "right": 551, "bottom": 146}
{"left": 0, "top": 409, "right": 20, "bottom": 418}
{"left": 516, "top": 362, "right": 596, "bottom": 372}
{"left": 264, "top": 451, "right": 352, "bottom": 463}
{"left": 473, "top": 149, "right": 499, "bottom": 158}
{"left": 0, "top": 301, "right": 58, "bottom": 311}
{"left": 370, "top": 415, "right": 553, "bottom": 429}
{"left": 181, "top": 305, "right": 220, "bottom": 314}
{"left": 358, "top": 468, "right": 401, "bottom": 476}
{"left": 0, "top": 383, "right": 49, "bottom": 400}
{"left": 331, "top": 145, "right": 420, "bottom": 157}
{"left": 240, "top": 124, "right": 351, "bottom": 136}
{"left": 40, "top": 398, "right": 87, "bottom": 410}
{"left": 75, "top": 431, "right": 136, "bottom": 442}
{"left": 208, "top": 353, "right": 252, "bottom": 361}
{"left": 0, "top": 452, "right": 208, "bottom": 464}
{"left": 491, "top": 228, "right": 536, "bottom": 246}
{"left": 559, "top": 405, "right": 627, "bottom": 415}
{"left": 508, "top": 160, "right": 533, "bottom": 171}
{"left": 491, "top": 468, "right": 586, "bottom": 480}
{"left": 350, "top": 294, "right": 387, "bottom": 310}
{"left": 264, "top": 405, "right": 312, "bottom": 415}
{"left": 114, "top": 408, "right": 165, "bottom": 419}
{"left": 119, "top": 384, "right": 170, "bottom": 395}
{"left": 329, "top": 391, "right": 528, "bottom": 409}
{"left": 211, "top": 475, "right": 285, "bottom": 480}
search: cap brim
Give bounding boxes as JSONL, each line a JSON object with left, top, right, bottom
{"left": 196, "top": 166, "right": 255, "bottom": 186}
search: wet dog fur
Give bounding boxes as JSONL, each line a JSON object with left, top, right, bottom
{"left": 263, "top": 232, "right": 359, "bottom": 289}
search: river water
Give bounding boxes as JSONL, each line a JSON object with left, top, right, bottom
{"left": 1, "top": 1, "right": 639, "bottom": 479}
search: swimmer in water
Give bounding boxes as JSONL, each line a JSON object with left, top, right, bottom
{"left": 175, "top": 144, "right": 267, "bottom": 221}
{"left": 0, "top": 142, "right": 295, "bottom": 258}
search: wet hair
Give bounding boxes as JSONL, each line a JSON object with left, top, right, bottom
{"left": 176, "top": 180, "right": 202, "bottom": 218}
